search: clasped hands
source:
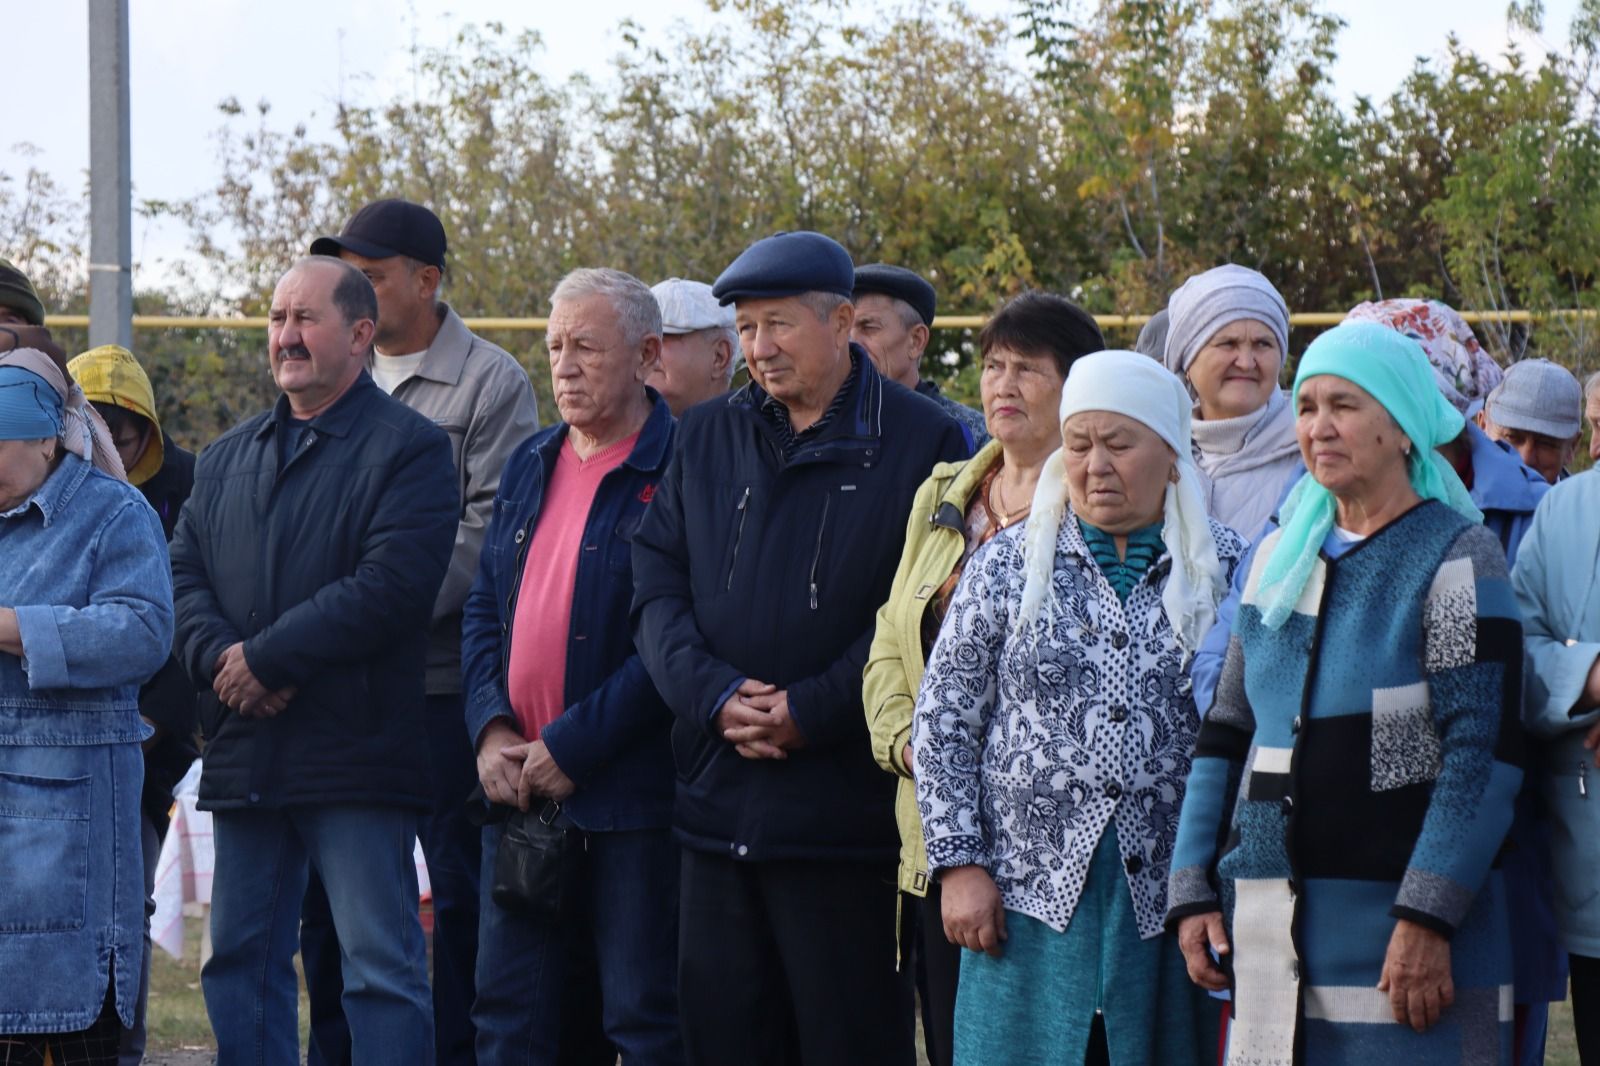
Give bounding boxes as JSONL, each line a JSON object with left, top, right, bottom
{"left": 476, "top": 719, "right": 575, "bottom": 811}
{"left": 213, "top": 642, "right": 296, "bottom": 718}
{"left": 717, "top": 679, "right": 805, "bottom": 760}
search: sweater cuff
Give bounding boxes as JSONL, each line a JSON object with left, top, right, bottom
{"left": 15, "top": 604, "right": 69, "bottom": 690}
{"left": 1391, "top": 867, "right": 1473, "bottom": 937}
{"left": 925, "top": 833, "right": 985, "bottom": 874}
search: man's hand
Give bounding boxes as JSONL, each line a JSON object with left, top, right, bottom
{"left": 1177, "top": 911, "right": 1231, "bottom": 991}
{"left": 500, "top": 739, "right": 576, "bottom": 810}
{"left": 1378, "top": 918, "right": 1454, "bottom": 1033}
{"left": 475, "top": 718, "right": 525, "bottom": 808}
{"left": 0, "top": 607, "right": 21, "bottom": 657}
{"left": 212, "top": 643, "right": 294, "bottom": 717}
{"left": 722, "top": 686, "right": 806, "bottom": 760}
{"left": 902, "top": 742, "right": 915, "bottom": 777}
{"left": 941, "top": 865, "right": 1007, "bottom": 957}
{"left": 1585, "top": 719, "right": 1600, "bottom": 768}
{"left": 716, "top": 679, "right": 782, "bottom": 759}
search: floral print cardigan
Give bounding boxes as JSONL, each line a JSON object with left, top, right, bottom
{"left": 912, "top": 510, "right": 1245, "bottom": 938}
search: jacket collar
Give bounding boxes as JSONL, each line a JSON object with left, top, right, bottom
{"left": 361, "top": 304, "right": 473, "bottom": 387}
{"left": 931, "top": 439, "right": 1004, "bottom": 531}
{"left": 254, "top": 371, "right": 380, "bottom": 442}
{"left": 3, "top": 452, "right": 94, "bottom": 528}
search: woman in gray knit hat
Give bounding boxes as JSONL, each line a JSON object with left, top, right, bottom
{"left": 1162, "top": 264, "right": 1299, "bottom": 539}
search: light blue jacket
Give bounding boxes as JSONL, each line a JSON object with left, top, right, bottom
{"left": 0, "top": 453, "right": 173, "bottom": 1032}
{"left": 1511, "top": 469, "right": 1600, "bottom": 957}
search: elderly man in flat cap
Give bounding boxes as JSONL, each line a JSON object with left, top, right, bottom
{"left": 852, "top": 263, "right": 987, "bottom": 446}
{"left": 650, "top": 278, "right": 739, "bottom": 415}
{"left": 1477, "top": 358, "right": 1585, "bottom": 484}
{"left": 631, "top": 231, "right": 970, "bottom": 1066}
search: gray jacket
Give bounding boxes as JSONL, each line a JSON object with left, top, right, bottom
{"left": 377, "top": 304, "right": 540, "bottom": 693}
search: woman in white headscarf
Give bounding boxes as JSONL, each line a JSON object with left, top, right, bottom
{"left": 1164, "top": 264, "right": 1299, "bottom": 539}
{"left": 913, "top": 350, "right": 1247, "bottom": 1066}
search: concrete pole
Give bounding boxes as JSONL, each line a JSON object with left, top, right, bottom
{"left": 88, "top": 0, "right": 132, "bottom": 348}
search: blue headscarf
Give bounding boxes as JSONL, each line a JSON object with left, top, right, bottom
{"left": 0, "top": 365, "right": 63, "bottom": 440}
{"left": 1255, "top": 321, "right": 1482, "bottom": 628}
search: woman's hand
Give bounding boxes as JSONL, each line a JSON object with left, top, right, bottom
{"left": 1378, "top": 918, "right": 1454, "bottom": 1032}
{"left": 941, "top": 865, "right": 1007, "bottom": 957}
{"left": 1177, "top": 911, "right": 1231, "bottom": 991}
{"left": 0, "top": 607, "right": 20, "bottom": 656}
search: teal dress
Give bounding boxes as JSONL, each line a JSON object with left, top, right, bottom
{"left": 952, "top": 521, "right": 1220, "bottom": 1066}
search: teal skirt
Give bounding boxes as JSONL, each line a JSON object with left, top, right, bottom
{"left": 954, "top": 826, "right": 1220, "bottom": 1066}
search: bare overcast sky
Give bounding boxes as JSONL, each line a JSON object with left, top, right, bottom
{"left": 4, "top": 0, "right": 1585, "bottom": 279}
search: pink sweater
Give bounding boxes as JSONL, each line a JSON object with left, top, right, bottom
{"left": 506, "top": 431, "right": 638, "bottom": 740}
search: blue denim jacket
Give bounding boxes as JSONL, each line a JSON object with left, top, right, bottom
{"left": 0, "top": 452, "right": 173, "bottom": 1031}
{"left": 461, "top": 394, "right": 676, "bottom": 831}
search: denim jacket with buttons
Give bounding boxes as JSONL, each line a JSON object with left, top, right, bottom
{"left": 0, "top": 452, "right": 174, "bottom": 1031}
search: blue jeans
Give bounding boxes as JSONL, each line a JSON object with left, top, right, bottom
{"left": 473, "top": 823, "right": 682, "bottom": 1066}
{"left": 305, "top": 693, "right": 483, "bottom": 1066}
{"left": 203, "top": 804, "right": 433, "bottom": 1066}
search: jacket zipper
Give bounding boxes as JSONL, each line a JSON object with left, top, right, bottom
{"left": 725, "top": 487, "right": 751, "bottom": 592}
{"left": 501, "top": 514, "right": 539, "bottom": 677}
{"left": 808, "top": 494, "right": 831, "bottom": 610}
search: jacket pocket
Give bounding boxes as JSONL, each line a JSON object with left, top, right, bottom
{"left": 806, "top": 492, "right": 831, "bottom": 610}
{"left": 670, "top": 718, "right": 717, "bottom": 784}
{"left": 724, "top": 486, "right": 752, "bottom": 592}
{"left": 0, "top": 771, "right": 90, "bottom": 932}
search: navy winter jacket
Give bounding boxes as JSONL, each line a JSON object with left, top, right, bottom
{"left": 631, "top": 348, "right": 971, "bottom": 862}
{"left": 461, "top": 393, "right": 677, "bottom": 832}
{"left": 170, "top": 374, "right": 458, "bottom": 811}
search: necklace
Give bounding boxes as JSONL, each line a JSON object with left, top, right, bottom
{"left": 988, "top": 466, "right": 1031, "bottom": 528}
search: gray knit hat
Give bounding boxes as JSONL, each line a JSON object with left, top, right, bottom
{"left": 1484, "top": 358, "right": 1583, "bottom": 439}
{"left": 1163, "top": 265, "right": 1289, "bottom": 376}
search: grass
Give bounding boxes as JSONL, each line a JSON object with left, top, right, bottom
{"left": 146, "top": 910, "right": 1584, "bottom": 1063}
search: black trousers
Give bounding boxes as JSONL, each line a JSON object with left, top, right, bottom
{"left": 915, "top": 883, "right": 960, "bottom": 1066}
{"left": 1574, "top": 952, "right": 1600, "bottom": 1065}
{"left": 678, "top": 850, "right": 914, "bottom": 1066}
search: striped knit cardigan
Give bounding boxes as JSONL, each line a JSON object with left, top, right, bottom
{"left": 1166, "top": 500, "right": 1524, "bottom": 1066}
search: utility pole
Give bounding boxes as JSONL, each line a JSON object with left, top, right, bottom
{"left": 88, "top": 0, "right": 132, "bottom": 348}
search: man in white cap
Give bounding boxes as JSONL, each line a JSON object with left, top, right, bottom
{"left": 1477, "top": 358, "right": 1584, "bottom": 484}
{"left": 649, "top": 278, "right": 739, "bottom": 415}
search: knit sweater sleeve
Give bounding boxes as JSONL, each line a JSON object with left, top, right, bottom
{"left": 1391, "top": 523, "right": 1525, "bottom": 937}
{"left": 912, "top": 530, "right": 1017, "bottom": 875}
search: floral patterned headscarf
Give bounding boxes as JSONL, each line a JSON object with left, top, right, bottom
{"left": 1344, "top": 299, "right": 1503, "bottom": 413}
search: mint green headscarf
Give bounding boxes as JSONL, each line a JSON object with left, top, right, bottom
{"left": 1255, "top": 320, "right": 1482, "bottom": 629}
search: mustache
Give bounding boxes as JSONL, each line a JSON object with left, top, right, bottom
{"left": 276, "top": 344, "right": 311, "bottom": 360}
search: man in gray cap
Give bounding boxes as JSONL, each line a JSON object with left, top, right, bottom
{"left": 632, "top": 231, "right": 969, "bottom": 1066}
{"left": 1477, "top": 358, "right": 1585, "bottom": 484}
{"left": 852, "top": 263, "right": 987, "bottom": 446}
{"left": 649, "top": 278, "right": 739, "bottom": 415}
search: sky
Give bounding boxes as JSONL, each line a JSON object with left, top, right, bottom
{"left": 3, "top": 0, "right": 1586, "bottom": 285}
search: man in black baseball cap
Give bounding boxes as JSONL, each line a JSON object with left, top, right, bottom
{"left": 303, "top": 200, "right": 539, "bottom": 1066}
{"left": 852, "top": 263, "right": 986, "bottom": 446}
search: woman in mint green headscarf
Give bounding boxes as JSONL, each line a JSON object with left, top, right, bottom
{"left": 1166, "top": 321, "right": 1524, "bottom": 1066}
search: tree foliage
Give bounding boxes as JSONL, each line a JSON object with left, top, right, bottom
{"left": 7, "top": 0, "right": 1600, "bottom": 444}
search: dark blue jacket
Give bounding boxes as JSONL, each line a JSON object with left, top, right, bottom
{"left": 631, "top": 348, "right": 971, "bottom": 862}
{"left": 462, "top": 393, "right": 677, "bottom": 832}
{"left": 170, "top": 374, "right": 458, "bottom": 811}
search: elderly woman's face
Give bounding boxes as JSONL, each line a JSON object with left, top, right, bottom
{"left": 1061, "top": 411, "right": 1175, "bottom": 534}
{"left": 1296, "top": 375, "right": 1411, "bottom": 497}
{"left": 1187, "top": 318, "right": 1282, "bottom": 420}
{"left": 980, "top": 346, "right": 1066, "bottom": 457}
{"left": 0, "top": 437, "right": 54, "bottom": 511}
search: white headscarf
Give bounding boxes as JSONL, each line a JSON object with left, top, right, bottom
{"left": 1018, "top": 350, "right": 1227, "bottom": 659}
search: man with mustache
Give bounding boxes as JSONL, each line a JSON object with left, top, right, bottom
{"left": 170, "top": 256, "right": 458, "bottom": 1066}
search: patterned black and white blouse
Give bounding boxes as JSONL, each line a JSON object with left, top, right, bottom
{"left": 912, "top": 509, "right": 1246, "bottom": 939}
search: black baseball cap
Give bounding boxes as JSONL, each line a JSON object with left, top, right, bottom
{"left": 310, "top": 199, "right": 447, "bottom": 269}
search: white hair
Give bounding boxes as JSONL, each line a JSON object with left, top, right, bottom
{"left": 550, "top": 268, "right": 663, "bottom": 348}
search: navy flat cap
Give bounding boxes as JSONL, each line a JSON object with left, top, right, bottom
{"left": 852, "top": 263, "right": 937, "bottom": 327}
{"left": 711, "top": 231, "right": 855, "bottom": 306}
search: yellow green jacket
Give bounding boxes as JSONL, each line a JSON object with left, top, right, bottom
{"left": 863, "top": 438, "right": 1002, "bottom": 896}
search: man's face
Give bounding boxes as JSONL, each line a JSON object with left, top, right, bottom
{"left": 1479, "top": 411, "right": 1576, "bottom": 484}
{"left": 268, "top": 263, "right": 372, "bottom": 416}
{"left": 547, "top": 293, "right": 655, "bottom": 433}
{"left": 109, "top": 417, "right": 153, "bottom": 475}
{"left": 850, "top": 294, "right": 925, "bottom": 389}
{"left": 338, "top": 251, "right": 436, "bottom": 353}
{"left": 0, "top": 307, "right": 30, "bottom": 326}
{"left": 649, "top": 329, "right": 731, "bottom": 416}
{"left": 1588, "top": 389, "right": 1600, "bottom": 462}
{"left": 735, "top": 295, "right": 852, "bottom": 411}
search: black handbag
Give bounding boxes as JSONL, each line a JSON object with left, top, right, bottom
{"left": 482, "top": 797, "right": 580, "bottom": 917}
